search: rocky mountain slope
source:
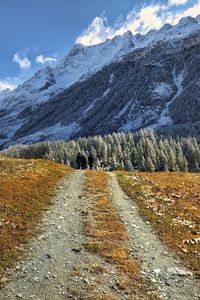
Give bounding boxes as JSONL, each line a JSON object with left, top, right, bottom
{"left": 1, "top": 15, "right": 200, "bottom": 147}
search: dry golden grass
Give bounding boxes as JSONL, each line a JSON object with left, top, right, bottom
{"left": 84, "top": 171, "right": 139, "bottom": 277}
{"left": 84, "top": 171, "right": 161, "bottom": 300}
{"left": 84, "top": 293, "right": 117, "bottom": 300}
{"left": 0, "top": 156, "right": 72, "bottom": 282}
{"left": 117, "top": 171, "right": 200, "bottom": 276}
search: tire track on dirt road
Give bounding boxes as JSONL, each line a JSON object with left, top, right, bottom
{"left": 1, "top": 170, "right": 199, "bottom": 300}
{"left": 0, "top": 171, "right": 87, "bottom": 300}
{"left": 109, "top": 173, "right": 200, "bottom": 300}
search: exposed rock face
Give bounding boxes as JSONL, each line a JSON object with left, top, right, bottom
{"left": 1, "top": 15, "right": 200, "bottom": 147}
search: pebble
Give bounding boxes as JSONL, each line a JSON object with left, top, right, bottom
{"left": 167, "top": 268, "right": 193, "bottom": 277}
{"left": 131, "top": 224, "right": 139, "bottom": 230}
{"left": 71, "top": 247, "right": 82, "bottom": 253}
{"left": 0, "top": 277, "right": 9, "bottom": 284}
{"left": 154, "top": 268, "right": 161, "bottom": 274}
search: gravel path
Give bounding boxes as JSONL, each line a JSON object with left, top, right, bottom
{"left": 1, "top": 171, "right": 199, "bottom": 300}
{"left": 0, "top": 171, "right": 87, "bottom": 300}
{"left": 0, "top": 171, "right": 140, "bottom": 300}
{"left": 109, "top": 173, "right": 200, "bottom": 300}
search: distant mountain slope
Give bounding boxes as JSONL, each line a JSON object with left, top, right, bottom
{"left": 1, "top": 15, "right": 200, "bottom": 147}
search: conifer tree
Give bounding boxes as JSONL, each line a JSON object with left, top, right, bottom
{"left": 3, "top": 129, "right": 200, "bottom": 173}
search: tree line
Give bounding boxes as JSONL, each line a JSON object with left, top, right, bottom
{"left": 2, "top": 130, "right": 200, "bottom": 172}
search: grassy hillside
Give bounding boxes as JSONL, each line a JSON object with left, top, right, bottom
{"left": 117, "top": 172, "right": 200, "bottom": 276}
{"left": 0, "top": 156, "right": 72, "bottom": 283}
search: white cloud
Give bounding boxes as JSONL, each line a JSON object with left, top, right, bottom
{"left": 76, "top": 1, "right": 200, "bottom": 46}
{"left": 76, "top": 16, "right": 112, "bottom": 46}
{"left": 134, "top": 5, "right": 163, "bottom": 32}
{"left": 0, "top": 81, "right": 16, "bottom": 91}
{"left": 166, "top": 1, "right": 200, "bottom": 24}
{"left": 168, "top": 0, "right": 189, "bottom": 6}
{"left": 36, "top": 55, "right": 57, "bottom": 64}
{"left": 13, "top": 52, "right": 31, "bottom": 69}
{"left": 76, "top": 4, "right": 168, "bottom": 46}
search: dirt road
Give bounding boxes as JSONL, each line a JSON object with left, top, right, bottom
{"left": 0, "top": 171, "right": 199, "bottom": 300}
{"left": 0, "top": 171, "right": 88, "bottom": 299}
{"left": 109, "top": 173, "right": 200, "bottom": 300}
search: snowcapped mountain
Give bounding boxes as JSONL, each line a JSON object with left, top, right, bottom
{"left": 0, "top": 89, "right": 10, "bottom": 103}
{"left": 2, "top": 15, "right": 200, "bottom": 111}
{"left": 1, "top": 15, "right": 200, "bottom": 147}
{"left": 133, "top": 16, "right": 200, "bottom": 48}
{"left": 0, "top": 31, "right": 136, "bottom": 112}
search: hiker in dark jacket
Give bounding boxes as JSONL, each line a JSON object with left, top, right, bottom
{"left": 88, "top": 154, "right": 94, "bottom": 170}
{"left": 76, "top": 153, "right": 83, "bottom": 169}
{"left": 81, "top": 155, "right": 87, "bottom": 169}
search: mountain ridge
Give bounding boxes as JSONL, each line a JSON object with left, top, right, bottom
{"left": 1, "top": 14, "right": 200, "bottom": 147}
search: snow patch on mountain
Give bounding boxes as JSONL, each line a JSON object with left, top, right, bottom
{"left": 83, "top": 98, "right": 99, "bottom": 115}
{"left": 153, "top": 83, "right": 173, "bottom": 99}
{"left": 120, "top": 119, "right": 135, "bottom": 132}
{"left": 109, "top": 73, "right": 115, "bottom": 84}
{"left": 120, "top": 104, "right": 164, "bottom": 132}
{"left": 152, "top": 67, "right": 185, "bottom": 128}
{"left": 115, "top": 100, "right": 133, "bottom": 119}
{"left": 10, "top": 122, "right": 80, "bottom": 146}
{"left": 119, "top": 102, "right": 136, "bottom": 132}
{"left": 172, "top": 67, "right": 185, "bottom": 96}
{"left": 102, "top": 88, "right": 110, "bottom": 98}
{"left": 82, "top": 87, "right": 111, "bottom": 117}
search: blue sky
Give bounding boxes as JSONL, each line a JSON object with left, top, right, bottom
{"left": 0, "top": 0, "right": 199, "bottom": 90}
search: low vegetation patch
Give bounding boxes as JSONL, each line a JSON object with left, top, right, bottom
{"left": 117, "top": 172, "right": 200, "bottom": 276}
{"left": 0, "top": 156, "right": 71, "bottom": 283}
{"left": 84, "top": 171, "right": 161, "bottom": 299}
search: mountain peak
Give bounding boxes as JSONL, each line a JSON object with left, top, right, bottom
{"left": 68, "top": 43, "right": 85, "bottom": 56}
{"left": 0, "top": 88, "right": 11, "bottom": 94}
{"left": 159, "top": 23, "right": 172, "bottom": 32}
{"left": 178, "top": 16, "right": 198, "bottom": 26}
{"left": 1, "top": 13, "right": 200, "bottom": 147}
{"left": 121, "top": 30, "right": 133, "bottom": 39}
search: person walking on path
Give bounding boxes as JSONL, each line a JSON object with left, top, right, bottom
{"left": 81, "top": 155, "right": 87, "bottom": 169}
{"left": 76, "top": 153, "right": 83, "bottom": 170}
{"left": 88, "top": 154, "right": 94, "bottom": 170}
